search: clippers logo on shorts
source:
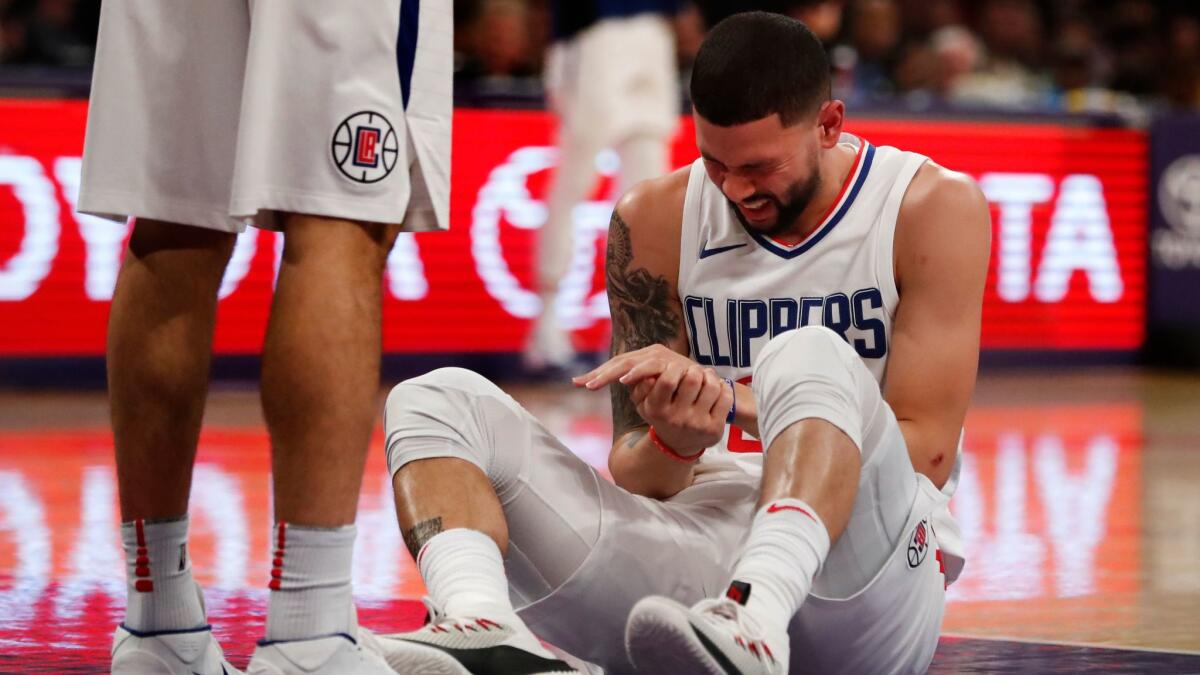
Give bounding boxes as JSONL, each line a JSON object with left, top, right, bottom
{"left": 907, "top": 519, "right": 930, "bottom": 568}
{"left": 331, "top": 111, "right": 398, "bottom": 184}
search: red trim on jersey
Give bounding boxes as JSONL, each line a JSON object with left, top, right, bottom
{"left": 767, "top": 138, "right": 868, "bottom": 248}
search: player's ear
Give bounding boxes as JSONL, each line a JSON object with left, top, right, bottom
{"left": 816, "top": 100, "right": 845, "bottom": 149}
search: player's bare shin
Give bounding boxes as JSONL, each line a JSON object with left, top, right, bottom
{"left": 758, "top": 419, "right": 861, "bottom": 541}
{"left": 109, "top": 219, "right": 237, "bottom": 521}
{"left": 262, "top": 214, "right": 401, "bottom": 526}
{"left": 393, "top": 457, "right": 509, "bottom": 557}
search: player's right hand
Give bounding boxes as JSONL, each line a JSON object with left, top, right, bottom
{"left": 628, "top": 360, "right": 732, "bottom": 454}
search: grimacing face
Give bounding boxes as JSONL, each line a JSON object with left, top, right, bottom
{"left": 695, "top": 111, "right": 825, "bottom": 240}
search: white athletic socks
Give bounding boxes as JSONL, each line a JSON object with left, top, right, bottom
{"left": 418, "top": 528, "right": 516, "bottom": 619}
{"left": 417, "top": 528, "right": 553, "bottom": 656}
{"left": 727, "top": 498, "right": 831, "bottom": 631}
{"left": 121, "top": 516, "right": 206, "bottom": 632}
{"left": 265, "top": 522, "right": 357, "bottom": 642}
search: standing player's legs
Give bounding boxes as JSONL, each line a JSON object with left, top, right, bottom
{"left": 528, "top": 123, "right": 608, "bottom": 371}
{"left": 107, "top": 220, "right": 236, "bottom": 629}
{"left": 80, "top": 0, "right": 252, "bottom": 671}
{"left": 529, "top": 14, "right": 677, "bottom": 372}
{"left": 236, "top": 0, "right": 452, "bottom": 669}
{"left": 257, "top": 214, "right": 398, "bottom": 642}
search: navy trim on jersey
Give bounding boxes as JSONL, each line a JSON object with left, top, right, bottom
{"left": 745, "top": 143, "right": 876, "bottom": 260}
{"left": 397, "top": 0, "right": 420, "bottom": 110}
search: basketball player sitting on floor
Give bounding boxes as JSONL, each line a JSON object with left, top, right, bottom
{"left": 371, "top": 12, "right": 989, "bottom": 675}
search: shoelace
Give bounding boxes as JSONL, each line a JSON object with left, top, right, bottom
{"left": 695, "top": 598, "right": 777, "bottom": 664}
{"left": 419, "top": 597, "right": 506, "bottom": 634}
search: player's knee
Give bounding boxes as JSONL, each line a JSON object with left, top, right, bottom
{"left": 278, "top": 215, "right": 398, "bottom": 269}
{"left": 384, "top": 368, "right": 508, "bottom": 478}
{"left": 401, "top": 367, "right": 505, "bottom": 398}
{"left": 754, "top": 326, "right": 856, "bottom": 384}
{"left": 128, "top": 218, "right": 237, "bottom": 261}
{"left": 752, "top": 326, "right": 865, "bottom": 451}
{"left": 384, "top": 367, "right": 496, "bottom": 428}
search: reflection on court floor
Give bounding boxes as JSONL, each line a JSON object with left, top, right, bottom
{"left": 1, "top": 371, "right": 1198, "bottom": 670}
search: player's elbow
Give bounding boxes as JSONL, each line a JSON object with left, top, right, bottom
{"left": 608, "top": 443, "right": 687, "bottom": 500}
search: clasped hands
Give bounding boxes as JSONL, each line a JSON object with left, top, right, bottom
{"left": 573, "top": 345, "right": 733, "bottom": 455}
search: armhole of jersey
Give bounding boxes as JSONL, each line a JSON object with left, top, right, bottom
{"left": 876, "top": 153, "right": 929, "bottom": 313}
{"left": 677, "top": 159, "right": 707, "bottom": 290}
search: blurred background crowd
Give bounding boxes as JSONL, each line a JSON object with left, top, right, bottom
{"left": 2, "top": 0, "right": 1197, "bottom": 118}
{"left": 452, "top": 0, "right": 1200, "bottom": 118}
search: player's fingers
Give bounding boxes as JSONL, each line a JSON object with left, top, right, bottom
{"left": 711, "top": 375, "right": 735, "bottom": 421}
{"left": 695, "top": 369, "right": 724, "bottom": 415}
{"left": 618, "top": 359, "right": 668, "bottom": 387}
{"left": 576, "top": 355, "right": 637, "bottom": 389}
{"left": 675, "top": 365, "right": 705, "bottom": 407}
{"left": 629, "top": 378, "right": 654, "bottom": 406}
{"left": 646, "top": 360, "right": 685, "bottom": 412}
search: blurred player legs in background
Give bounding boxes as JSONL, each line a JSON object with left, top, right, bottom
{"left": 526, "top": 2, "right": 681, "bottom": 372}
{"left": 79, "top": 1, "right": 450, "bottom": 673}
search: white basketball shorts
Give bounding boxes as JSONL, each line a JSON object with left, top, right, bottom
{"left": 78, "top": 0, "right": 451, "bottom": 234}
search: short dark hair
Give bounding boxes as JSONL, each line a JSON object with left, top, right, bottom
{"left": 690, "top": 11, "right": 832, "bottom": 127}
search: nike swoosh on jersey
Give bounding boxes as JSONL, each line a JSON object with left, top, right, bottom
{"left": 698, "top": 242, "right": 748, "bottom": 259}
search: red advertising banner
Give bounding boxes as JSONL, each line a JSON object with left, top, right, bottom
{"left": 0, "top": 101, "right": 1145, "bottom": 356}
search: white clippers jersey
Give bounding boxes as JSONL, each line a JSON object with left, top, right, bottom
{"left": 678, "top": 134, "right": 929, "bottom": 475}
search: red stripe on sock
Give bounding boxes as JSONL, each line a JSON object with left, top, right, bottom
{"left": 269, "top": 522, "right": 286, "bottom": 591}
{"left": 133, "top": 519, "right": 152, "bottom": 591}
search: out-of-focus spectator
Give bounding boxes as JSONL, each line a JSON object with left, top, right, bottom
{"left": 944, "top": 0, "right": 1049, "bottom": 108}
{"left": 2, "top": 0, "right": 1199, "bottom": 113}
{"left": 695, "top": 0, "right": 842, "bottom": 41}
{"left": 831, "top": 0, "right": 901, "bottom": 103}
{"left": 895, "top": 0, "right": 961, "bottom": 39}
{"left": 1164, "top": 13, "right": 1200, "bottom": 109}
{"left": 1, "top": 0, "right": 93, "bottom": 66}
{"left": 455, "top": 0, "right": 542, "bottom": 86}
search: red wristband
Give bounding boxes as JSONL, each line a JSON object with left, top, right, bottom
{"left": 648, "top": 427, "right": 705, "bottom": 463}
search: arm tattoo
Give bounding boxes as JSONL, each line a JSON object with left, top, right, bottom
{"left": 402, "top": 516, "right": 443, "bottom": 560}
{"left": 605, "top": 208, "right": 681, "bottom": 442}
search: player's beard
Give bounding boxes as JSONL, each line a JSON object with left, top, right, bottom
{"left": 729, "top": 165, "right": 822, "bottom": 240}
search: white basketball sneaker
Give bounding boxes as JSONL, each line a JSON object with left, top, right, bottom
{"left": 111, "top": 624, "right": 243, "bottom": 675}
{"left": 625, "top": 589, "right": 788, "bottom": 675}
{"left": 367, "top": 598, "right": 582, "bottom": 675}
{"left": 246, "top": 628, "right": 393, "bottom": 675}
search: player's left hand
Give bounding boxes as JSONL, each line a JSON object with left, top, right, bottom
{"left": 574, "top": 345, "right": 732, "bottom": 452}
{"left": 572, "top": 344, "right": 693, "bottom": 391}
